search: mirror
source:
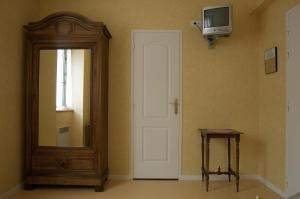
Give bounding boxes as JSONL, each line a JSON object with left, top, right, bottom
{"left": 38, "top": 49, "right": 91, "bottom": 147}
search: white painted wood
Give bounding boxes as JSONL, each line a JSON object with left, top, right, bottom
{"left": 132, "top": 30, "right": 181, "bottom": 179}
{"left": 286, "top": 4, "right": 300, "bottom": 198}
{"left": 257, "top": 176, "right": 286, "bottom": 199}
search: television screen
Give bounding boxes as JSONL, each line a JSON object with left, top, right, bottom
{"left": 204, "top": 7, "right": 229, "bottom": 28}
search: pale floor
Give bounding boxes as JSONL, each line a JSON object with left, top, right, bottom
{"left": 8, "top": 180, "right": 282, "bottom": 199}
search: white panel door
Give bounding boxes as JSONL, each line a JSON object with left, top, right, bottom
{"left": 132, "top": 31, "right": 181, "bottom": 179}
{"left": 287, "top": 4, "right": 300, "bottom": 197}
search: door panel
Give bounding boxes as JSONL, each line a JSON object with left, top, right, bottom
{"left": 143, "top": 127, "right": 169, "bottom": 161}
{"left": 143, "top": 43, "right": 170, "bottom": 118}
{"left": 133, "top": 31, "right": 181, "bottom": 179}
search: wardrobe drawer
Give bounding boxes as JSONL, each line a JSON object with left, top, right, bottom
{"left": 33, "top": 157, "right": 58, "bottom": 170}
{"left": 33, "top": 157, "right": 96, "bottom": 171}
{"left": 70, "top": 158, "right": 95, "bottom": 170}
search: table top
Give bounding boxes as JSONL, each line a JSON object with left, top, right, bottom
{"left": 199, "top": 129, "right": 243, "bottom": 136}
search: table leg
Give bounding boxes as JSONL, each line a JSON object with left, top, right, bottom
{"left": 206, "top": 137, "right": 210, "bottom": 192}
{"left": 201, "top": 134, "right": 204, "bottom": 182}
{"left": 228, "top": 138, "right": 231, "bottom": 182}
{"left": 236, "top": 136, "right": 240, "bottom": 192}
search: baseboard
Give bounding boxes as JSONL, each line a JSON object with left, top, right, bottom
{"left": 179, "top": 175, "right": 285, "bottom": 198}
{"left": 108, "top": 175, "right": 132, "bottom": 180}
{"left": 287, "top": 192, "right": 300, "bottom": 199}
{"left": 256, "top": 176, "right": 286, "bottom": 198}
{"left": 0, "top": 183, "right": 23, "bottom": 199}
{"left": 179, "top": 175, "right": 228, "bottom": 181}
{"left": 179, "top": 174, "right": 257, "bottom": 181}
{"left": 178, "top": 175, "right": 202, "bottom": 181}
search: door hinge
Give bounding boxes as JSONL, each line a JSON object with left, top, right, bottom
{"left": 288, "top": 104, "right": 290, "bottom": 112}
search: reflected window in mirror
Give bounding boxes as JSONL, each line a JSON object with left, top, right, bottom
{"left": 39, "top": 49, "right": 91, "bottom": 148}
{"left": 56, "top": 49, "right": 73, "bottom": 111}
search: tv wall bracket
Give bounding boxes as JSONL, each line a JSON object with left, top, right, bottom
{"left": 191, "top": 20, "right": 229, "bottom": 49}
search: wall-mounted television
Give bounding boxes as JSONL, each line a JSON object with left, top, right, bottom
{"left": 202, "top": 5, "right": 232, "bottom": 36}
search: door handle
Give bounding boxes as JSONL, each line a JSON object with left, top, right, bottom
{"left": 170, "top": 98, "right": 179, "bottom": 115}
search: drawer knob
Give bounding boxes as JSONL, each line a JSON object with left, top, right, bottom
{"left": 59, "top": 160, "right": 69, "bottom": 169}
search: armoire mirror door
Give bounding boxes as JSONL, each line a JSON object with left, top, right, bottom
{"left": 24, "top": 12, "right": 111, "bottom": 192}
{"left": 39, "top": 49, "right": 92, "bottom": 148}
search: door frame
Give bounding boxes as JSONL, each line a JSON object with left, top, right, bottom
{"left": 130, "top": 30, "right": 182, "bottom": 179}
{"left": 286, "top": 4, "right": 300, "bottom": 197}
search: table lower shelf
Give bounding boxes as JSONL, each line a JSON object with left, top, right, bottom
{"left": 202, "top": 168, "right": 238, "bottom": 177}
{"left": 202, "top": 167, "right": 240, "bottom": 192}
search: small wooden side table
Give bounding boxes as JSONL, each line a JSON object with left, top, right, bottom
{"left": 199, "top": 129, "right": 243, "bottom": 192}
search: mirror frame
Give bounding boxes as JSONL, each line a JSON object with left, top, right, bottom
{"left": 25, "top": 12, "right": 111, "bottom": 154}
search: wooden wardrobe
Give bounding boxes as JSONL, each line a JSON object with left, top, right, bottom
{"left": 24, "top": 12, "right": 111, "bottom": 191}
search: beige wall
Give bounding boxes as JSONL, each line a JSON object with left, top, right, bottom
{"left": 257, "top": 0, "right": 300, "bottom": 191}
{"left": 71, "top": 50, "right": 85, "bottom": 146}
{"left": 56, "top": 112, "right": 73, "bottom": 132}
{"left": 0, "top": 0, "right": 38, "bottom": 195}
{"left": 71, "top": 49, "right": 91, "bottom": 147}
{"left": 83, "top": 50, "right": 91, "bottom": 140}
{"left": 39, "top": 50, "right": 57, "bottom": 146}
{"left": 37, "top": 0, "right": 261, "bottom": 176}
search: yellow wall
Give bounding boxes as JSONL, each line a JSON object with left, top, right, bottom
{"left": 257, "top": 0, "right": 300, "bottom": 191}
{"left": 71, "top": 50, "right": 85, "bottom": 146}
{"left": 39, "top": 50, "right": 57, "bottom": 146}
{"left": 71, "top": 49, "right": 91, "bottom": 147}
{"left": 37, "top": 0, "right": 261, "bottom": 176}
{"left": 0, "top": 0, "right": 38, "bottom": 194}
{"left": 83, "top": 49, "right": 91, "bottom": 144}
{"left": 56, "top": 112, "right": 73, "bottom": 132}
{"left": 56, "top": 112, "right": 73, "bottom": 129}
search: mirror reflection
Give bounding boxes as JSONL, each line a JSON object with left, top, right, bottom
{"left": 39, "top": 49, "right": 91, "bottom": 147}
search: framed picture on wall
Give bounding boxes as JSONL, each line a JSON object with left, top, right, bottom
{"left": 264, "top": 47, "right": 278, "bottom": 74}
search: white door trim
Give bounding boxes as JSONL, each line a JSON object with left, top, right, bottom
{"left": 285, "top": 7, "right": 290, "bottom": 197}
{"left": 285, "top": 6, "right": 290, "bottom": 196}
{"left": 130, "top": 30, "right": 182, "bottom": 179}
{"left": 286, "top": 4, "right": 300, "bottom": 198}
